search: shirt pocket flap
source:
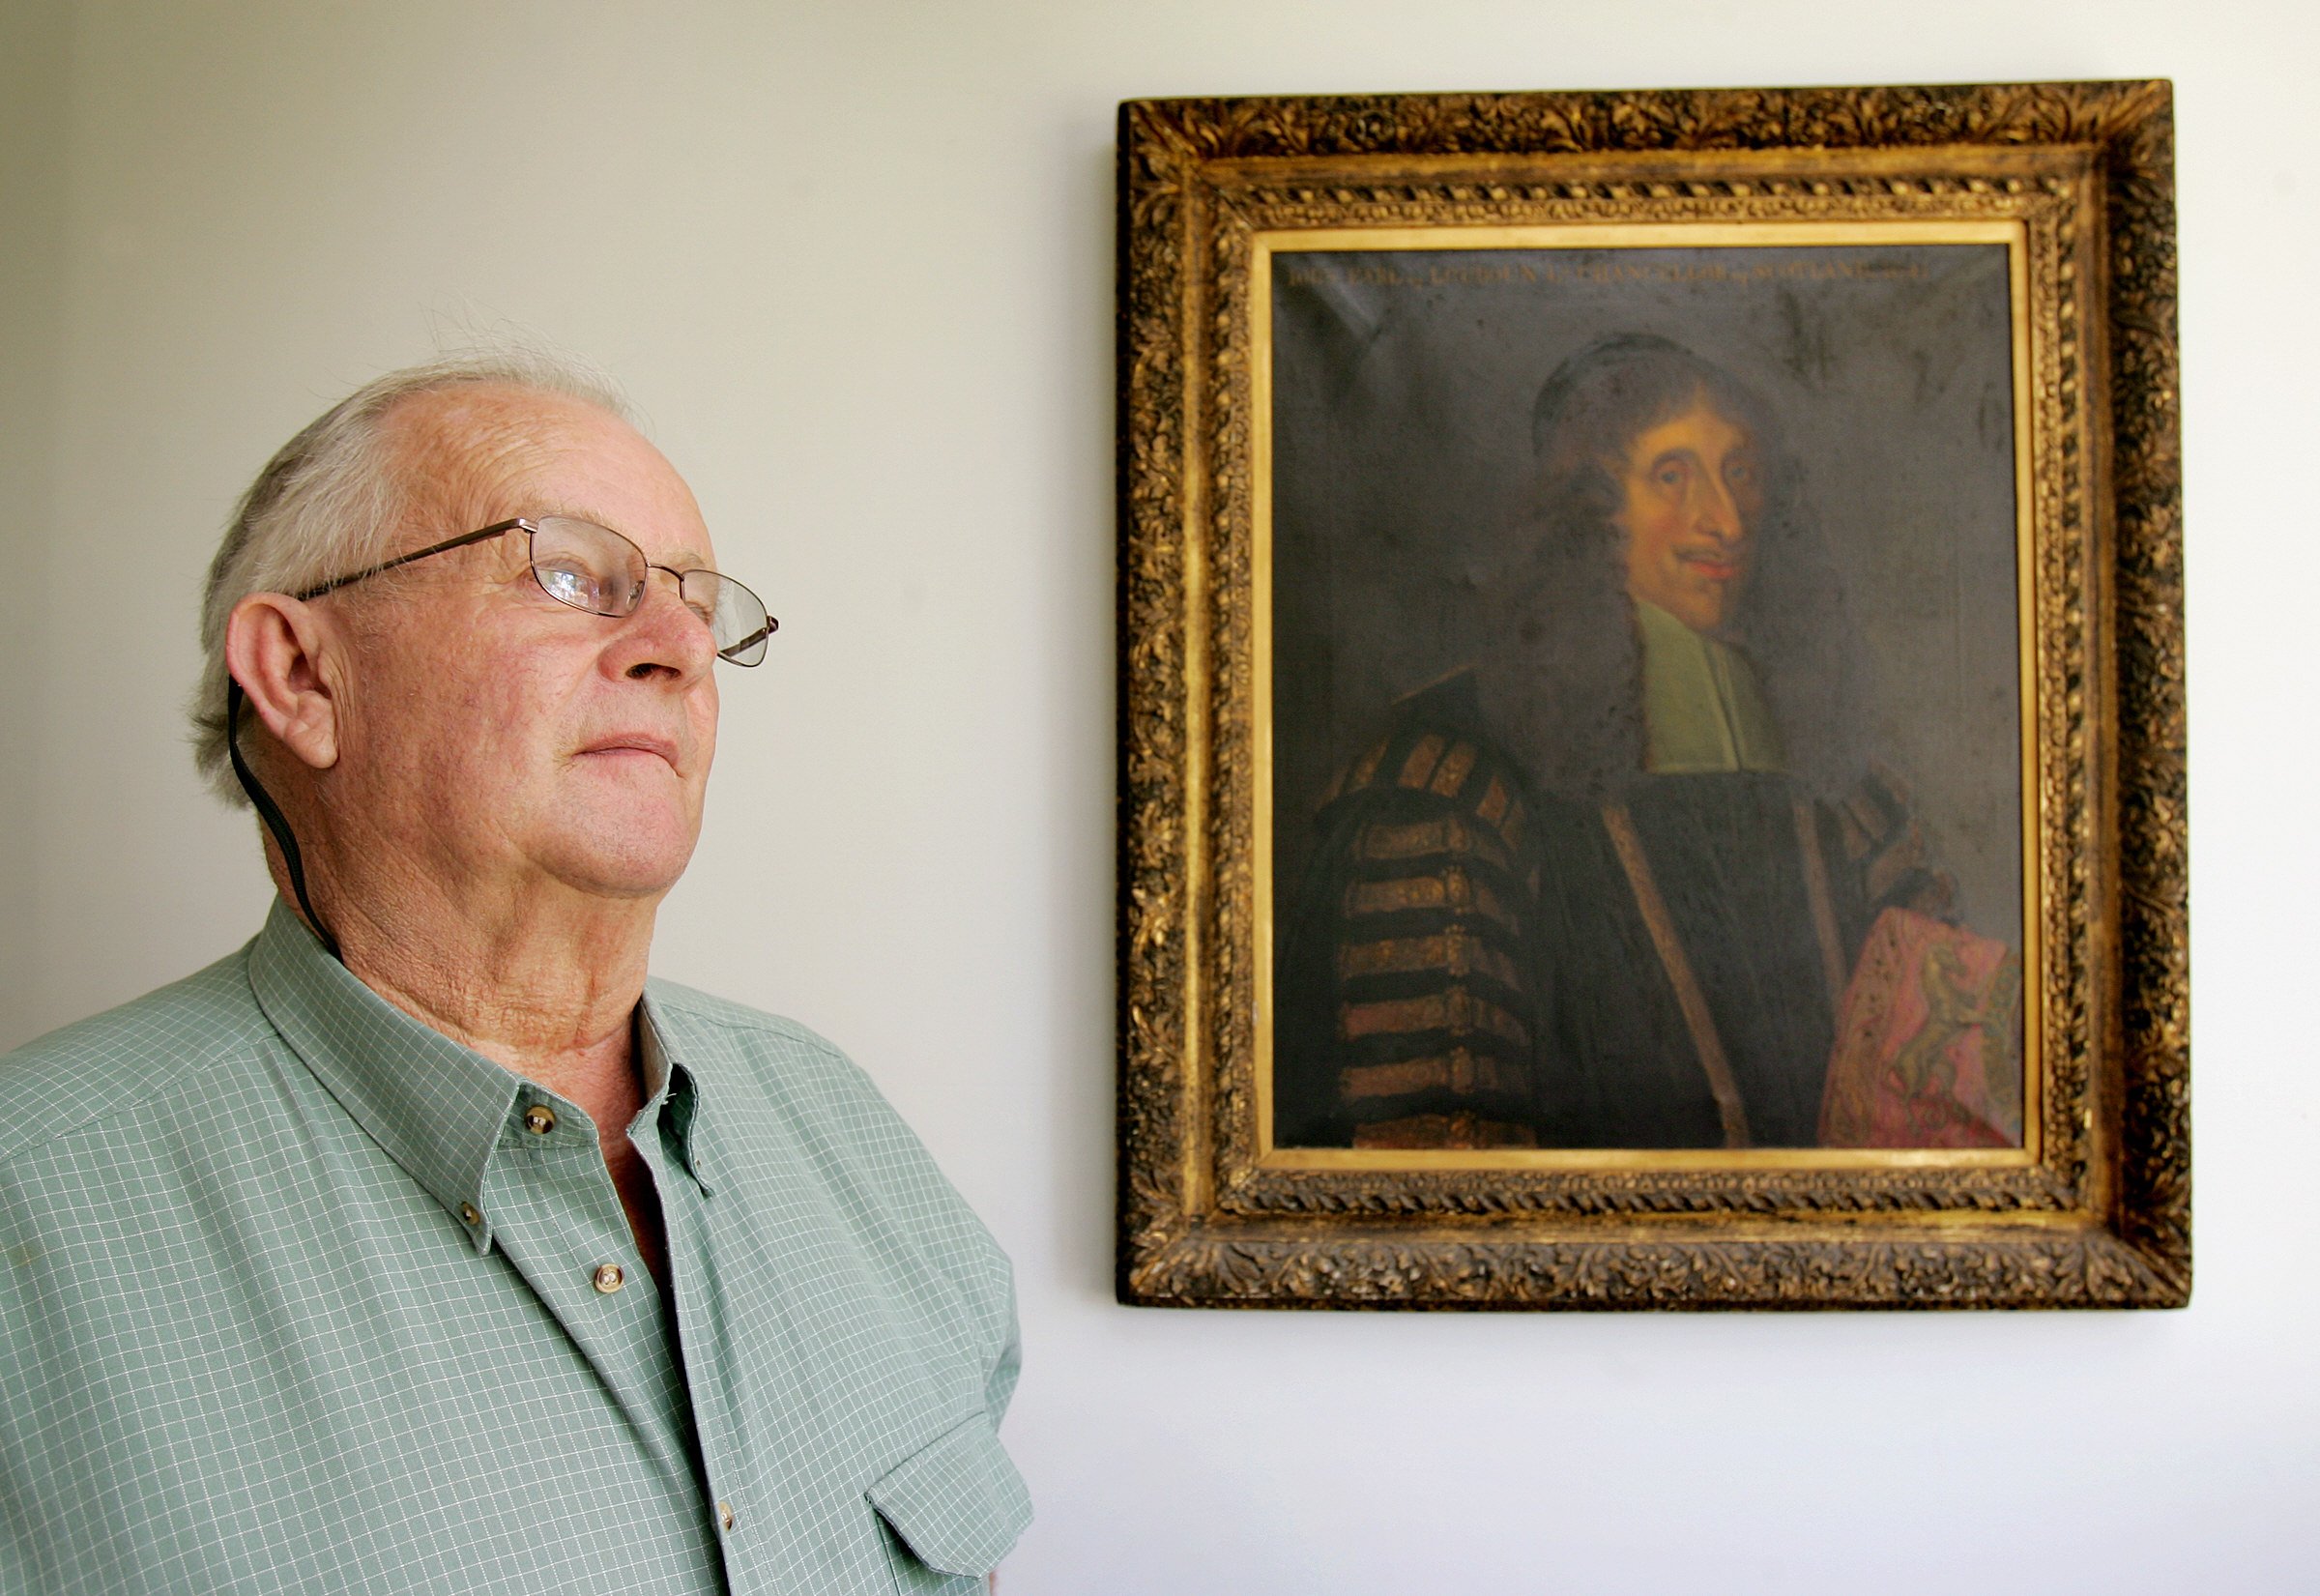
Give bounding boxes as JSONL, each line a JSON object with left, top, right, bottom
{"left": 865, "top": 1414, "right": 1032, "bottom": 1577}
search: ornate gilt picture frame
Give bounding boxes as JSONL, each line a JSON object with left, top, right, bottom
{"left": 1116, "top": 82, "right": 2186, "bottom": 1309}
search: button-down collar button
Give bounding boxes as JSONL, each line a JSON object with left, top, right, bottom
{"left": 593, "top": 1262, "right": 626, "bottom": 1294}
{"left": 522, "top": 1103, "right": 558, "bottom": 1136}
{"left": 458, "top": 1202, "right": 481, "bottom": 1226}
{"left": 717, "top": 1500, "right": 737, "bottom": 1531}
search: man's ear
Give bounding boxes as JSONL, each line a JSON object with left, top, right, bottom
{"left": 224, "top": 593, "right": 341, "bottom": 773}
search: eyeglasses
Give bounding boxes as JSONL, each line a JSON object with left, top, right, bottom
{"left": 296, "top": 515, "right": 776, "bottom": 666}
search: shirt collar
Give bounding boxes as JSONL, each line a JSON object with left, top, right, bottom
{"left": 248, "top": 901, "right": 525, "bottom": 1250}
{"left": 1634, "top": 596, "right": 1785, "bottom": 775}
{"left": 636, "top": 1001, "right": 715, "bottom": 1198}
{"left": 248, "top": 902, "right": 717, "bottom": 1244}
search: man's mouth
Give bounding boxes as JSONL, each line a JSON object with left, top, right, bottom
{"left": 577, "top": 735, "right": 682, "bottom": 769}
{"left": 1676, "top": 549, "right": 1746, "bottom": 582}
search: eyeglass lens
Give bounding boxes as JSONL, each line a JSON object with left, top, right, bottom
{"left": 528, "top": 516, "right": 772, "bottom": 666}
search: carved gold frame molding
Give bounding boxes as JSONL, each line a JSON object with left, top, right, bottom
{"left": 1116, "top": 82, "right": 2186, "bottom": 1309}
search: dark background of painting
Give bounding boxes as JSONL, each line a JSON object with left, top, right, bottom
{"left": 1269, "top": 243, "right": 2025, "bottom": 949}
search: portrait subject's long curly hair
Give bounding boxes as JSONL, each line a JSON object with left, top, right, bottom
{"left": 1471, "top": 333, "right": 1867, "bottom": 803}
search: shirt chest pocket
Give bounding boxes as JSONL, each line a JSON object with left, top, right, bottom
{"left": 866, "top": 1413, "right": 1032, "bottom": 1592}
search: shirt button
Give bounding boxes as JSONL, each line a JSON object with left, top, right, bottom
{"left": 522, "top": 1103, "right": 558, "bottom": 1136}
{"left": 593, "top": 1262, "right": 626, "bottom": 1294}
{"left": 717, "top": 1500, "right": 737, "bottom": 1531}
{"left": 458, "top": 1203, "right": 481, "bottom": 1226}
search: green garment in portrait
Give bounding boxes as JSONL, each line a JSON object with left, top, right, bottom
{"left": 1634, "top": 597, "right": 1784, "bottom": 775}
{"left": 0, "top": 902, "right": 1030, "bottom": 1595}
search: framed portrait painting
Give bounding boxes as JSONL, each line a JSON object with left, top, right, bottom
{"left": 1116, "top": 82, "right": 2188, "bottom": 1309}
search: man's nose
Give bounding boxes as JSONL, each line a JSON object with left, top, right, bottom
{"left": 615, "top": 569, "right": 718, "bottom": 679}
{"left": 1692, "top": 474, "right": 1745, "bottom": 543}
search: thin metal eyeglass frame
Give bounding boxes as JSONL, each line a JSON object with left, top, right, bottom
{"left": 293, "top": 515, "right": 777, "bottom": 664}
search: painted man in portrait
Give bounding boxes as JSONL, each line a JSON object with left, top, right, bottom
{"left": 1275, "top": 333, "right": 1962, "bottom": 1150}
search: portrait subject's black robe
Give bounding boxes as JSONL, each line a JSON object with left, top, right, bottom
{"left": 1275, "top": 672, "right": 1936, "bottom": 1149}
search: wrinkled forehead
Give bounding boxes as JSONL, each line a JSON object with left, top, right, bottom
{"left": 377, "top": 384, "right": 563, "bottom": 516}
{"left": 380, "top": 384, "right": 714, "bottom": 568}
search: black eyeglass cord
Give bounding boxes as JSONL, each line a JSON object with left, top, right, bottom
{"left": 224, "top": 679, "right": 343, "bottom": 962}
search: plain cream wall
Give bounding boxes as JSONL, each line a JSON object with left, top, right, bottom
{"left": 0, "top": 2, "right": 72, "bottom": 1055}
{"left": 3, "top": 0, "right": 2313, "bottom": 1590}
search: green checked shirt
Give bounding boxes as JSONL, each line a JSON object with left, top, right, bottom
{"left": 0, "top": 903, "right": 1029, "bottom": 1595}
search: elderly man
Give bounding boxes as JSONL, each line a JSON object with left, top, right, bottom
{"left": 0, "top": 355, "right": 1028, "bottom": 1594}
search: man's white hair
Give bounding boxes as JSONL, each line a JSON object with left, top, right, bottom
{"left": 190, "top": 347, "right": 634, "bottom": 806}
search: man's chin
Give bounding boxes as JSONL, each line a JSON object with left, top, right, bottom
{"left": 536, "top": 822, "right": 701, "bottom": 903}
{"left": 1674, "top": 577, "right": 1745, "bottom": 631}
{"left": 1654, "top": 594, "right": 1731, "bottom": 632}
{"left": 551, "top": 866, "right": 691, "bottom": 905}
